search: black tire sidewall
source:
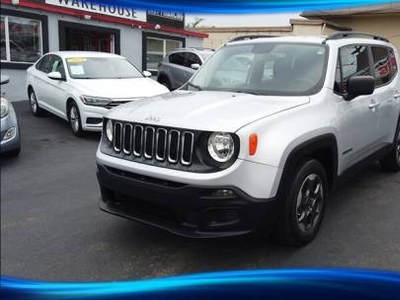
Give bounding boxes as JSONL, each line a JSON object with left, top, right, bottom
{"left": 380, "top": 117, "right": 400, "bottom": 171}
{"left": 283, "top": 160, "right": 328, "bottom": 245}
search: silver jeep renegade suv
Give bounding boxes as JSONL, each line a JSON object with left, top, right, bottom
{"left": 96, "top": 32, "right": 400, "bottom": 246}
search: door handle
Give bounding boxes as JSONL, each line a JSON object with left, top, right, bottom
{"left": 369, "top": 101, "right": 380, "bottom": 109}
{"left": 394, "top": 93, "right": 400, "bottom": 99}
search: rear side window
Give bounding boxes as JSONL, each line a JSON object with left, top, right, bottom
{"left": 169, "top": 52, "right": 185, "bottom": 66}
{"left": 335, "top": 45, "right": 371, "bottom": 94}
{"left": 36, "top": 55, "right": 53, "bottom": 73}
{"left": 371, "top": 46, "right": 391, "bottom": 87}
{"left": 389, "top": 48, "right": 398, "bottom": 77}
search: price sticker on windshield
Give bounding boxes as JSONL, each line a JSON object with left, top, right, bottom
{"left": 67, "top": 57, "right": 87, "bottom": 63}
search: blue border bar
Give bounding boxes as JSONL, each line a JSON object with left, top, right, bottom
{"left": 2, "top": 269, "right": 400, "bottom": 299}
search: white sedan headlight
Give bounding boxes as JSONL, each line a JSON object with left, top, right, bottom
{"left": 207, "top": 132, "right": 235, "bottom": 162}
{"left": 106, "top": 119, "right": 113, "bottom": 142}
{"left": 80, "top": 96, "right": 111, "bottom": 107}
{"left": 1, "top": 98, "right": 9, "bottom": 118}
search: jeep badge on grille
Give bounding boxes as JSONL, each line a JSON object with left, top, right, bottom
{"left": 144, "top": 115, "right": 161, "bottom": 123}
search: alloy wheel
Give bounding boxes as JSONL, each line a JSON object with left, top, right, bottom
{"left": 30, "top": 92, "right": 38, "bottom": 113}
{"left": 69, "top": 106, "right": 80, "bottom": 133}
{"left": 295, "top": 174, "right": 324, "bottom": 234}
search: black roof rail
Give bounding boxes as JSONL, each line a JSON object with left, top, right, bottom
{"left": 229, "top": 35, "right": 279, "bottom": 42}
{"left": 323, "top": 31, "right": 389, "bottom": 44}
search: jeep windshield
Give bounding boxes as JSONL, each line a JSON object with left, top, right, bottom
{"left": 188, "top": 42, "right": 328, "bottom": 96}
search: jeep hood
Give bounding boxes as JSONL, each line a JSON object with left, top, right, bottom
{"left": 107, "top": 90, "right": 309, "bottom": 132}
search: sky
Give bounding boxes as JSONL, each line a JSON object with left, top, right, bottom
{"left": 185, "top": 12, "right": 302, "bottom": 27}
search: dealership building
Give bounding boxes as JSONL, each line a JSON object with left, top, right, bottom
{"left": 0, "top": 0, "right": 207, "bottom": 100}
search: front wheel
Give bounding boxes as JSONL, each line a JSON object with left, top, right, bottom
{"left": 68, "top": 101, "right": 84, "bottom": 137}
{"left": 274, "top": 159, "right": 328, "bottom": 246}
{"left": 380, "top": 119, "right": 400, "bottom": 172}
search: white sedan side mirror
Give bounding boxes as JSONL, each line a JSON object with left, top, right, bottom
{"left": 191, "top": 63, "right": 200, "bottom": 70}
{"left": 48, "top": 71, "right": 63, "bottom": 80}
{"left": 143, "top": 70, "right": 152, "bottom": 78}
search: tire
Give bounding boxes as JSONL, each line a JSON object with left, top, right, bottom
{"left": 28, "top": 89, "right": 45, "bottom": 117}
{"left": 9, "top": 147, "right": 20, "bottom": 157}
{"left": 380, "top": 119, "right": 400, "bottom": 172}
{"left": 158, "top": 77, "right": 171, "bottom": 90}
{"left": 67, "top": 101, "right": 85, "bottom": 137}
{"left": 274, "top": 159, "right": 328, "bottom": 246}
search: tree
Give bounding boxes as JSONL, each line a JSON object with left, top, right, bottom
{"left": 187, "top": 17, "right": 205, "bottom": 28}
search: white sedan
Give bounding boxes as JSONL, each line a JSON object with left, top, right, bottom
{"left": 26, "top": 51, "right": 169, "bottom": 136}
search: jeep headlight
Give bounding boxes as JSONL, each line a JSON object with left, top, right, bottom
{"left": 1, "top": 98, "right": 9, "bottom": 118}
{"left": 81, "top": 95, "right": 111, "bottom": 107}
{"left": 105, "top": 119, "right": 113, "bottom": 142}
{"left": 207, "top": 132, "right": 235, "bottom": 162}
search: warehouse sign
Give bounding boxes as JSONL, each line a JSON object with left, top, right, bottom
{"left": 45, "top": 0, "right": 146, "bottom": 21}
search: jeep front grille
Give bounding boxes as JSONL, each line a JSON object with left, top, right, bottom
{"left": 112, "top": 122, "right": 195, "bottom": 166}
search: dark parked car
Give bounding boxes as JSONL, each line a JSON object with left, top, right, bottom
{"left": 157, "top": 47, "right": 214, "bottom": 90}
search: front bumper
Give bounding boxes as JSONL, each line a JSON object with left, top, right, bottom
{"left": 97, "top": 163, "right": 279, "bottom": 238}
{"left": 80, "top": 105, "right": 107, "bottom": 132}
{"left": 0, "top": 104, "right": 20, "bottom": 154}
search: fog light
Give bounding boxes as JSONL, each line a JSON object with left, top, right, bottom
{"left": 210, "top": 189, "right": 236, "bottom": 199}
{"left": 2, "top": 126, "right": 16, "bottom": 141}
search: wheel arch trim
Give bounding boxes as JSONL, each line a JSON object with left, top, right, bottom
{"left": 275, "top": 133, "right": 339, "bottom": 198}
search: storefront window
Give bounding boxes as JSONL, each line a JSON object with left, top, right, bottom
{"left": 1, "top": 16, "right": 6, "bottom": 61}
{"left": 1, "top": 15, "right": 42, "bottom": 63}
{"left": 146, "top": 37, "right": 182, "bottom": 72}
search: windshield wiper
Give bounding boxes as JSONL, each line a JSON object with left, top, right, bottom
{"left": 233, "top": 90, "right": 260, "bottom": 95}
{"left": 187, "top": 82, "right": 202, "bottom": 91}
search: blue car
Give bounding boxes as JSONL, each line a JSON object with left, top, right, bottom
{"left": 1, "top": 75, "right": 21, "bottom": 156}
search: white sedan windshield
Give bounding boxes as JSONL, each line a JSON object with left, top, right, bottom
{"left": 66, "top": 57, "right": 143, "bottom": 79}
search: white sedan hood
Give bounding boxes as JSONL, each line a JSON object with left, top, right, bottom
{"left": 107, "top": 90, "right": 310, "bottom": 132}
{"left": 72, "top": 78, "right": 168, "bottom": 99}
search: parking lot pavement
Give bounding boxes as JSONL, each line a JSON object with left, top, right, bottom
{"left": 1, "top": 101, "right": 400, "bottom": 282}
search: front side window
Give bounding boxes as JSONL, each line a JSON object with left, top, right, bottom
{"left": 371, "top": 46, "right": 391, "bottom": 87}
{"left": 185, "top": 53, "right": 201, "bottom": 67}
{"left": 189, "top": 43, "right": 328, "bottom": 96}
{"left": 66, "top": 57, "right": 143, "bottom": 79}
{"left": 1, "top": 15, "right": 42, "bottom": 63}
{"left": 169, "top": 52, "right": 185, "bottom": 66}
{"left": 336, "top": 45, "right": 371, "bottom": 94}
{"left": 50, "top": 55, "right": 66, "bottom": 78}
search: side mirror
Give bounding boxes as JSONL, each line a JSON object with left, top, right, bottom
{"left": 143, "top": 70, "right": 152, "bottom": 78}
{"left": 48, "top": 71, "right": 63, "bottom": 81}
{"left": 191, "top": 63, "right": 200, "bottom": 70}
{"left": 0, "top": 75, "right": 10, "bottom": 85}
{"left": 344, "top": 76, "right": 375, "bottom": 101}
